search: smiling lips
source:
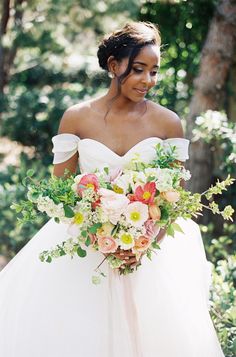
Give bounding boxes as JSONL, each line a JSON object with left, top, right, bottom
{"left": 134, "top": 88, "right": 148, "bottom": 95}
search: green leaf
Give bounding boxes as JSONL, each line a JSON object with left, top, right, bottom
{"left": 111, "top": 224, "right": 119, "bottom": 236}
{"left": 89, "top": 222, "right": 102, "bottom": 234}
{"left": 104, "top": 167, "right": 109, "bottom": 175}
{"left": 46, "top": 256, "right": 52, "bottom": 263}
{"left": 22, "top": 177, "right": 28, "bottom": 187}
{"left": 167, "top": 224, "right": 175, "bottom": 238}
{"left": 147, "top": 176, "right": 156, "bottom": 182}
{"left": 151, "top": 241, "right": 161, "bottom": 249}
{"left": 160, "top": 207, "right": 169, "bottom": 220}
{"left": 81, "top": 230, "right": 88, "bottom": 238}
{"left": 77, "top": 246, "right": 87, "bottom": 258}
{"left": 10, "top": 203, "right": 22, "bottom": 213}
{"left": 63, "top": 204, "right": 75, "bottom": 218}
{"left": 54, "top": 217, "right": 60, "bottom": 223}
{"left": 26, "top": 169, "right": 35, "bottom": 177}
{"left": 146, "top": 249, "right": 152, "bottom": 260}
{"left": 85, "top": 237, "right": 91, "bottom": 247}
{"left": 92, "top": 275, "right": 101, "bottom": 285}
{"left": 171, "top": 222, "right": 184, "bottom": 234}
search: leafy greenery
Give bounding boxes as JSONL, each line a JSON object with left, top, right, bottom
{"left": 210, "top": 256, "right": 236, "bottom": 357}
{"left": 0, "top": 154, "right": 49, "bottom": 259}
{"left": 0, "top": 0, "right": 235, "bottom": 353}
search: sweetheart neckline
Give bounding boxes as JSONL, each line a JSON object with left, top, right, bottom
{"left": 78, "top": 137, "right": 165, "bottom": 158}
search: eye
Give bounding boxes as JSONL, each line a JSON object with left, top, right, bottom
{"left": 150, "top": 71, "right": 158, "bottom": 76}
{"left": 133, "top": 67, "right": 143, "bottom": 73}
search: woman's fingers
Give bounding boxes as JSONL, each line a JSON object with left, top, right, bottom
{"left": 125, "top": 258, "right": 138, "bottom": 265}
{"left": 114, "top": 249, "right": 136, "bottom": 260}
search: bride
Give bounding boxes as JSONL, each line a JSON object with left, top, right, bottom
{"left": 0, "top": 21, "right": 225, "bottom": 357}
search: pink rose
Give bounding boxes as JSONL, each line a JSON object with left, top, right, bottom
{"left": 144, "top": 219, "right": 160, "bottom": 238}
{"left": 134, "top": 236, "right": 152, "bottom": 252}
{"left": 97, "top": 236, "right": 118, "bottom": 254}
{"left": 161, "top": 191, "right": 180, "bottom": 203}
{"left": 99, "top": 188, "right": 130, "bottom": 224}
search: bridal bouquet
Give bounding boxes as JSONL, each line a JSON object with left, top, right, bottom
{"left": 12, "top": 144, "right": 235, "bottom": 283}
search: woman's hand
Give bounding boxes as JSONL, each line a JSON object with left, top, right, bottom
{"left": 114, "top": 247, "right": 139, "bottom": 267}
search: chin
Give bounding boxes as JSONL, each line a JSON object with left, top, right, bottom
{"left": 128, "top": 95, "right": 146, "bottom": 103}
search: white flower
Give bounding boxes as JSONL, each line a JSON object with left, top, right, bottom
{"left": 155, "top": 168, "right": 173, "bottom": 192}
{"left": 112, "top": 173, "right": 130, "bottom": 194}
{"left": 180, "top": 168, "right": 191, "bottom": 181}
{"left": 67, "top": 223, "right": 81, "bottom": 238}
{"left": 124, "top": 202, "right": 149, "bottom": 227}
{"left": 63, "top": 238, "right": 76, "bottom": 255}
{"left": 118, "top": 231, "right": 135, "bottom": 250}
{"left": 144, "top": 167, "right": 159, "bottom": 179}
{"left": 37, "top": 196, "right": 65, "bottom": 218}
{"left": 123, "top": 170, "right": 146, "bottom": 191}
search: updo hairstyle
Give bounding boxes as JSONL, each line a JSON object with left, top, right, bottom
{"left": 97, "top": 21, "right": 161, "bottom": 83}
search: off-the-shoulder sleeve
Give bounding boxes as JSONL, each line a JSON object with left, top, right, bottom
{"left": 52, "top": 133, "right": 80, "bottom": 164}
{"left": 163, "top": 138, "right": 190, "bottom": 162}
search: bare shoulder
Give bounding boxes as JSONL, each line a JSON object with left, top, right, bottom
{"left": 148, "top": 101, "right": 184, "bottom": 138}
{"left": 58, "top": 99, "right": 94, "bottom": 135}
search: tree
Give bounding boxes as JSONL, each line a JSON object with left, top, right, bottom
{"left": 186, "top": 0, "right": 236, "bottom": 193}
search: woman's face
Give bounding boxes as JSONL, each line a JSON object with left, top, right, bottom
{"left": 116, "top": 44, "right": 160, "bottom": 102}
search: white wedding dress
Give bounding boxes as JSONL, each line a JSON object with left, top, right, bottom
{"left": 0, "top": 134, "right": 225, "bottom": 357}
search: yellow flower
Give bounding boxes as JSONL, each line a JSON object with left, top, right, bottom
{"left": 74, "top": 212, "right": 84, "bottom": 225}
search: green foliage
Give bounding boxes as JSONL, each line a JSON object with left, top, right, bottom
{"left": 1, "top": 0, "right": 141, "bottom": 154}
{"left": 139, "top": 0, "right": 215, "bottom": 115}
{"left": 0, "top": 0, "right": 235, "bottom": 350}
{"left": 194, "top": 109, "right": 236, "bottom": 355}
{"left": 210, "top": 256, "right": 236, "bottom": 357}
{"left": 0, "top": 154, "right": 50, "bottom": 258}
{"left": 151, "top": 143, "right": 178, "bottom": 168}
{"left": 201, "top": 223, "right": 236, "bottom": 266}
{"left": 193, "top": 110, "right": 236, "bottom": 176}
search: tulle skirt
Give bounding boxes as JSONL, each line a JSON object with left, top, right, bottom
{"left": 0, "top": 218, "right": 224, "bottom": 357}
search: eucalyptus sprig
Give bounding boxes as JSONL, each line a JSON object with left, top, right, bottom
{"left": 151, "top": 143, "right": 179, "bottom": 169}
{"left": 11, "top": 169, "right": 79, "bottom": 224}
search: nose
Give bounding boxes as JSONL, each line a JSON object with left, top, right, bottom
{"left": 141, "top": 72, "right": 153, "bottom": 86}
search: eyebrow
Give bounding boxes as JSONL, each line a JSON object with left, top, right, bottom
{"left": 133, "top": 61, "right": 159, "bottom": 69}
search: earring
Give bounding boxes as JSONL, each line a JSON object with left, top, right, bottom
{"left": 108, "top": 71, "right": 115, "bottom": 79}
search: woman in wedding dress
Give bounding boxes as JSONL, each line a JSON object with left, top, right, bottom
{"left": 0, "top": 21, "right": 225, "bottom": 357}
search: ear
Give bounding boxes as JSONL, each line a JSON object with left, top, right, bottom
{"left": 107, "top": 56, "right": 119, "bottom": 75}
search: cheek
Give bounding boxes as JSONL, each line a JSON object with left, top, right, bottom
{"left": 120, "top": 75, "right": 136, "bottom": 90}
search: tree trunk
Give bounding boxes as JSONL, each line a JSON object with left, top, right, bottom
{"left": 0, "top": 0, "right": 10, "bottom": 98}
{"left": 0, "top": 0, "right": 25, "bottom": 116}
{"left": 186, "top": 0, "right": 236, "bottom": 195}
{"left": 227, "top": 56, "right": 236, "bottom": 121}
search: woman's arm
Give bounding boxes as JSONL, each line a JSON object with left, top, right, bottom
{"left": 53, "top": 109, "right": 79, "bottom": 178}
{"left": 53, "top": 155, "right": 79, "bottom": 178}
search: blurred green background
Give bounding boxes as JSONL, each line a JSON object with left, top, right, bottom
{"left": 0, "top": 0, "right": 235, "bottom": 354}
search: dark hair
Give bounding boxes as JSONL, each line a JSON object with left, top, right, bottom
{"left": 97, "top": 21, "right": 161, "bottom": 81}
{"left": 97, "top": 22, "right": 161, "bottom": 121}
